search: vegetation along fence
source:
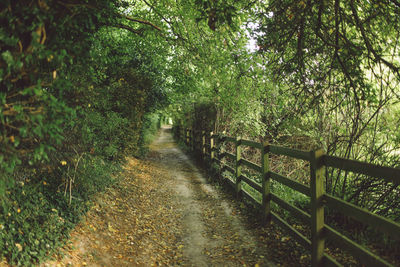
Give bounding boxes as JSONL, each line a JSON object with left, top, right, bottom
{"left": 173, "top": 126, "right": 400, "bottom": 267}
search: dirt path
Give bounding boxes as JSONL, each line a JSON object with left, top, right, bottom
{"left": 44, "top": 126, "right": 308, "bottom": 267}
{"left": 149, "top": 126, "right": 273, "bottom": 266}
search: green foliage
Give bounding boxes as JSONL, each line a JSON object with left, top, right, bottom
{"left": 0, "top": 0, "right": 168, "bottom": 182}
{"left": 194, "top": 0, "right": 250, "bottom": 31}
{"left": 0, "top": 155, "right": 118, "bottom": 266}
{"left": 0, "top": 0, "right": 171, "bottom": 264}
{"left": 166, "top": 0, "right": 400, "bottom": 224}
{"left": 271, "top": 181, "right": 309, "bottom": 211}
{"left": 0, "top": 0, "right": 114, "bottom": 178}
{"left": 81, "top": 110, "right": 130, "bottom": 160}
{"left": 0, "top": 183, "right": 67, "bottom": 266}
{"left": 137, "top": 113, "right": 161, "bottom": 157}
{"left": 0, "top": 184, "right": 71, "bottom": 265}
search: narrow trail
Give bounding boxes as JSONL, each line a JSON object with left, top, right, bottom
{"left": 44, "top": 126, "right": 308, "bottom": 267}
{"left": 149, "top": 126, "right": 272, "bottom": 266}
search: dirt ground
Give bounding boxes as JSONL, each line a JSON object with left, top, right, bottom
{"left": 41, "top": 126, "right": 311, "bottom": 267}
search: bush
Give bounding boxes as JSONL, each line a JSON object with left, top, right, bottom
{"left": 0, "top": 2, "right": 169, "bottom": 264}
{"left": 0, "top": 154, "right": 118, "bottom": 266}
{"left": 80, "top": 110, "right": 130, "bottom": 160}
{"left": 0, "top": 181, "right": 70, "bottom": 266}
{"left": 136, "top": 113, "right": 161, "bottom": 157}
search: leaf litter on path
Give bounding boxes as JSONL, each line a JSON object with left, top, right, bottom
{"left": 42, "top": 155, "right": 184, "bottom": 266}
{"left": 43, "top": 127, "right": 313, "bottom": 266}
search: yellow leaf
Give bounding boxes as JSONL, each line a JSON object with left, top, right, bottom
{"left": 15, "top": 243, "right": 23, "bottom": 252}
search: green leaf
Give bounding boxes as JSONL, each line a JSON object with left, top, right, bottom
{"left": 1, "top": 51, "right": 13, "bottom": 66}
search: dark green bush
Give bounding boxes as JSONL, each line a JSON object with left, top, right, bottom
{"left": 0, "top": 154, "right": 118, "bottom": 266}
{"left": 0, "top": 181, "right": 70, "bottom": 266}
{"left": 137, "top": 113, "right": 161, "bottom": 157}
{"left": 0, "top": 1, "right": 169, "bottom": 264}
{"left": 80, "top": 110, "right": 130, "bottom": 160}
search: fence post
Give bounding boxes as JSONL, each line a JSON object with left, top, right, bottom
{"left": 310, "top": 149, "right": 325, "bottom": 267}
{"left": 210, "top": 131, "right": 215, "bottom": 162}
{"left": 235, "top": 137, "right": 242, "bottom": 198}
{"left": 261, "top": 141, "right": 271, "bottom": 223}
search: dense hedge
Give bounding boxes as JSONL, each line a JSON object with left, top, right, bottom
{"left": 0, "top": 1, "right": 166, "bottom": 265}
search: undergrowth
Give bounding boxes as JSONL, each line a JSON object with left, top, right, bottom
{"left": 0, "top": 156, "right": 119, "bottom": 266}
{"left": 0, "top": 115, "right": 161, "bottom": 266}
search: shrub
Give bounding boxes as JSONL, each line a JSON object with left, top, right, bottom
{"left": 0, "top": 181, "right": 70, "bottom": 266}
{"left": 80, "top": 110, "right": 130, "bottom": 160}
{"left": 136, "top": 113, "right": 161, "bottom": 157}
{"left": 0, "top": 154, "right": 118, "bottom": 266}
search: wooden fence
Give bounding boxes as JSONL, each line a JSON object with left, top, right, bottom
{"left": 173, "top": 126, "right": 400, "bottom": 267}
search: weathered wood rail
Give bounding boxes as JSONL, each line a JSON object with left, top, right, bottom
{"left": 173, "top": 126, "right": 400, "bottom": 267}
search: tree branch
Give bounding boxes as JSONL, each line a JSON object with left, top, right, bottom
{"left": 141, "top": 0, "right": 187, "bottom": 42}
{"left": 350, "top": 0, "right": 400, "bottom": 76}
{"left": 120, "top": 14, "right": 162, "bottom": 31}
{"left": 106, "top": 23, "right": 144, "bottom": 35}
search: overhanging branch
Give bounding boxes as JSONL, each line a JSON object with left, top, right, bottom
{"left": 350, "top": 0, "right": 400, "bottom": 77}
{"left": 121, "top": 14, "right": 162, "bottom": 31}
{"left": 106, "top": 23, "right": 144, "bottom": 35}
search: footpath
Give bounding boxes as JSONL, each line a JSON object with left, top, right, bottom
{"left": 43, "top": 126, "right": 307, "bottom": 266}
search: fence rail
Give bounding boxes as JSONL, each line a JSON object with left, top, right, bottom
{"left": 173, "top": 125, "right": 400, "bottom": 267}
